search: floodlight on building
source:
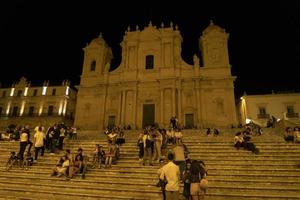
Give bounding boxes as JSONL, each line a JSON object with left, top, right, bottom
{"left": 6, "top": 102, "right": 11, "bottom": 115}
{"left": 10, "top": 88, "right": 15, "bottom": 97}
{"left": 240, "top": 97, "right": 244, "bottom": 100}
{"left": 63, "top": 99, "right": 67, "bottom": 116}
{"left": 39, "top": 105, "right": 43, "bottom": 116}
{"left": 65, "top": 86, "right": 70, "bottom": 96}
{"left": 42, "top": 86, "right": 47, "bottom": 95}
{"left": 20, "top": 101, "right": 26, "bottom": 116}
{"left": 277, "top": 118, "right": 281, "bottom": 122}
{"left": 24, "top": 87, "right": 28, "bottom": 96}
{"left": 246, "top": 118, "right": 251, "bottom": 124}
{"left": 58, "top": 100, "right": 63, "bottom": 115}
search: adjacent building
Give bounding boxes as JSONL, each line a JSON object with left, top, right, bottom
{"left": 0, "top": 77, "right": 77, "bottom": 129}
{"left": 238, "top": 92, "right": 300, "bottom": 127}
{"left": 75, "top": 21, "right": 238, "bottom": 130}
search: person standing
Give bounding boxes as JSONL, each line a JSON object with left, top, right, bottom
{"left": 33, "top": 126, "right": 45, "bottom": 161}
{"left": 159, "top": 152, "right": 180, "bottom": 200}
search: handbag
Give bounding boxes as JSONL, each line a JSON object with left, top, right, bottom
{"left": 200, "top": 178, "right": 208, "bottom": 190}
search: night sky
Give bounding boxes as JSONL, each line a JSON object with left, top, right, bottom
{"left": 0, "top": 1, "right": 299, "bottom": 97}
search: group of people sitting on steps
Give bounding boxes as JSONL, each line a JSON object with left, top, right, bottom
{"left": 284, "top": 127, "right": 300, "bottom": 143}
{"left": 51, "top": 148, "right": 87, "bottom": 179}
{"left": 234, "top": 126, "right": 260, "bottom": 154}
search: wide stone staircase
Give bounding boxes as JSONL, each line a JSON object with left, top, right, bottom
{"left": 0, "top": 129, "right": 299, "bottom": 199}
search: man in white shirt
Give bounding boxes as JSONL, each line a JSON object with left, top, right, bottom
{"left": 159, "top": 152, "right": 180, "bottom": 200}
{"left": 33, "top": 126, "right": 45, "bottom": 160}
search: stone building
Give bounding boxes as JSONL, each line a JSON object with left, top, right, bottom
{"left": 238, "top": 92, "right": 300, "bottom": 127}
{"left": 0, "top": 77, "right": 77, "bottom": 129}
{"left": 75, "top": 20, "right": 237, "bottom": 130}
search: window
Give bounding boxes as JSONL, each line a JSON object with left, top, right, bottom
{"left": 47, "top": 106, "right": 54, "bottom": 116}
{"left": 33, "top": 89, "right": 38, "bottom": 96}
{"left": 145, "top": 55, "right": 154, "bottom": 69}
{"left": 90, "top": 60, "right": 96, "bottom": 71}
{"left": 28, "top": 106, "right": 34, "bottom": 116}
{"left": 259, "top": 107, "right": 266, "bottom": 115}
{"left": 2, "top": 91, "right": 6, "bottom": 97}
{"left": 0, "top": 107, "right": 2, "bottom": 116}
{"left": 287, "top": 106, "right": 294, "bottom": 114}
{"left": 52, "top": 89, "right": 56, "bottom": 96}
{"left": 17, "top": 90, "right": 22, "bottom": 97}
{"left": 12, "top": 106, "right": 18, "bottom": 117}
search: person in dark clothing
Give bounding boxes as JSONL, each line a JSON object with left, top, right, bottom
{"left": 182, "top": 160, "right": 192, "bottom": 200}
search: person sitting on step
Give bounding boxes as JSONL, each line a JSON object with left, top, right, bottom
{"left": 294, "top": 127, "right": 300, "bottom": 143}
{"left": 51, "top": 155, "right": 70, "bottom": 178}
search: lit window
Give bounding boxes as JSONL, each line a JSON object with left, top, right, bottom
{"left": 42, "top": 86, "right": 47, "bottom": 95}
{"left": 10, "top": 88, "right": 15, "bottom": 97}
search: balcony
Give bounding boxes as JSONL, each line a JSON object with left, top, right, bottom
{"left": 257, "top": 113, "right": 270, "bottom": 119}
{"left": 286, "top": 113, "right": 299, "bottom": 118}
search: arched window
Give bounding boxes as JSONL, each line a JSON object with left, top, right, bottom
{"left": 90, "top": 60, "right": 96, "bottom": 71}
{"left": 145, "top": 55, "right": 154, "bottom": 69}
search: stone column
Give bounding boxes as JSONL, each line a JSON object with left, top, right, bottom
{"left": 195, "top": 88, "right": 201, "bottom": 128}
{"left": 121, "top": 90, "right": 126, "bottom": 125}
{"left": 133, "top": 89, "right": 137, "bottom": 129}
{"left": 177, "top": 88, "right": 182, "bottom": 124}
{"left": 200, "top": 89, "right": 206, "bottom": 128}
{"left": 172, "top": 88, "right": 176, "bottom": 116}
{"left": 160, "top": 88, "right": 164, "bottom": 127}
{"left": 103, "top": 86, "right": 108, "bottom": 129}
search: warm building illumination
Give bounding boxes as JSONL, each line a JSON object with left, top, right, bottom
{"left": 246, "top": 118, "right": 251, "bottom": 124}
{"left": 63, "top": 100, "right": 67, "bottom": 116}
{"left": 24, "top": 87, "right": 29, "bottom": 96}
{"left": 6, "top": 102, "right": 11, "bottom": 115}
{"left": 10, "top": 88, "right": 15, "bottom": 97}
{"left": 42, "top": 86, "right": 47, "bottom": 95}
{"left": 65, "top": 86, "right": 70, "bottom": 96}
{"left": 39, "top": 105, "right": 43, "bottom": 115}
{"left": 58, "top": 100, "right": 63, "bottom": 115}
{"left": 20, "top": 101, "right": 26, "bottom": 116}
{"left": 240, "top": 97, "right": 244, "bottom": 100}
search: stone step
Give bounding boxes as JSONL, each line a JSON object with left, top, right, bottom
{"left": 0, "top": 182, "right": 161, "bottom": 200}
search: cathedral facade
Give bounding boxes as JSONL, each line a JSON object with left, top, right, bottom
{"left": 75, "top": 21, "right": 237, "bottom": 130}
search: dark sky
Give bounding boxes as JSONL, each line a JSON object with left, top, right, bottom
{"left": 0, "top": 1, "right": 299, "bottom": 97}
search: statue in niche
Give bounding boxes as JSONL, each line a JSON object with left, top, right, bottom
{"left": 104, "top": 62, "right": 111, "bottom": 72}
{"left": 193, "top": 54, "right": 200, "bottom": 66}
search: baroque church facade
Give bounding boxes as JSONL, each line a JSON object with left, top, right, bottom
{"left": 75, "top": 21, "right": 237, "bottom": 130}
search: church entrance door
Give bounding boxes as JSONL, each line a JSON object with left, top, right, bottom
{"left": 142, "top": 104, "right": 155, "bottom": 128}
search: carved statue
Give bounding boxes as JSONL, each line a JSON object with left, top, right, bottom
{"left": 104, "top": 62, "right": 111, "bottom": 72}
{"left": 193, "top": 54, "right": 200, "bottom": 66}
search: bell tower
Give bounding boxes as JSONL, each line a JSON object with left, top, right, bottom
{"left": 81, "top": 33, "right": 113, "bottom": 86}
{"left": 200, "top": 20, "right": 230, "bottom": 69}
